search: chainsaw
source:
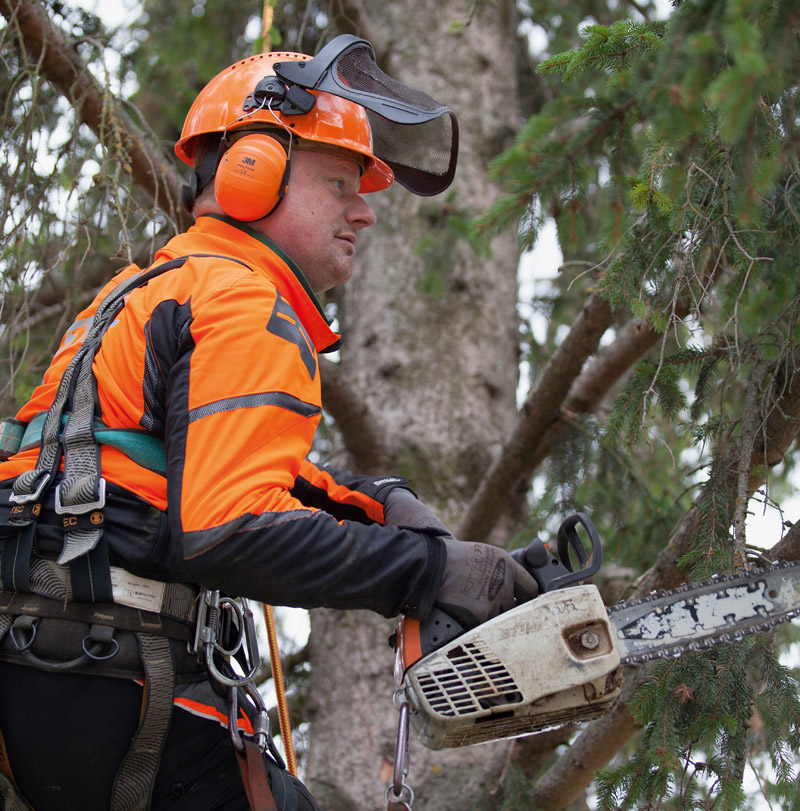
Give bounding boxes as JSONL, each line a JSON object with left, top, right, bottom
{"left": 385, "top": 514, "right": 800, "bottom": 808}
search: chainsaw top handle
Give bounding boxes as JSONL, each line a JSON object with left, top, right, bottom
{"left": 511, "top": 512, "right": 603, "bottom": 593}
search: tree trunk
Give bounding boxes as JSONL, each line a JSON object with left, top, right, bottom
{"left": 305, "top": 2, "right": 523, "bottom": 808}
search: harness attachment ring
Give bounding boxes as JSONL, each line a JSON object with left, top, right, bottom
{"left": 82, "top": 631, "right": 119, "bottom": 661}
{"left": 8, "top": 615, "right": 37, "bottom": 651}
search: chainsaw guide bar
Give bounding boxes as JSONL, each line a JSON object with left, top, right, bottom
{"left": 609, "top": 560, "right": 800, "bottom": 665}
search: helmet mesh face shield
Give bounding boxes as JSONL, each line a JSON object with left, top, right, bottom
{"left": 274, "top": 36, "right": 458, "bottom": 196}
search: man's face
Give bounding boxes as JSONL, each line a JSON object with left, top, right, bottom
{"left": 254, "top": 149, "right": 378, "bottom": 294}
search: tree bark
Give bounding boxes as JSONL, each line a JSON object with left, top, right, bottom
{"left": 305, "top": 2, "right": 525, "bottom": 809}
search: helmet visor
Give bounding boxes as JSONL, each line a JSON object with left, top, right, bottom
{"left": 275, "top": 36, "right": 458, "bottom": 196}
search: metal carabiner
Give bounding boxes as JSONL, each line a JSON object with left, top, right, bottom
{"left": 197, "top": 592, "right": 287, "bottom": 768}
{"left": 386, "top": 690, "right": 413, "bottom": 810}
{"left": 213, "top": 597, "right": 245, "bottom": 657}
{"left": 228, "top": 679, "right": 286, "bottom": 769}
{"left": 228, "top": 685, "right": 244, "bottom": 752}
{"left": 198, "top": 592, "right": 260, "bottom": 688}
{"left": 393, "top": 699, "right": 410, "bottom": 798}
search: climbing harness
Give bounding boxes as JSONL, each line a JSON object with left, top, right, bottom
{"left": 0, "top": 253, "right": 290, "bottom": 811}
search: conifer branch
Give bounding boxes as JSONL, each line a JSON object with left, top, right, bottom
{"left": 767, "top": 519, "right": 800, "bottom": 562}
{"left": 458, "top": 291, "right": 613, "bottom": 543}
{"left": 523, "top": 343, "right": 800, "bottom": 808}
{"left": 519, "top": 248, "right": 725, "bottom": 479}
{"left": 0, "top": 0, "right": 190, "bottom": 231}
{"left": 0, "top": 238, "right": 161, "bottom": 383}
{"left": 747, "top": 348, "right": 800, "bottom": 496}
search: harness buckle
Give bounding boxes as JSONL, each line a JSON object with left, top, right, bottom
{"left": 54, "top": 478, "right": 107, "bottom": 514}
{"left": 9, "top": 473, "right": 50, "bottom": 505}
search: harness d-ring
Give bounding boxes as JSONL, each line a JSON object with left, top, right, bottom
{"left": 9, "top": 615, "right": 38, "bottom": 651}
{"left": 82, "top": 634, "right": 120, "bottom": 661}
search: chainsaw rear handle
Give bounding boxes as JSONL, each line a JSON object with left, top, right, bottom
{"left": 511, "top": 512, "right": 603, "bottom": 593}
{"left": 396, "top": 513, "right": 604, "bottom": 667}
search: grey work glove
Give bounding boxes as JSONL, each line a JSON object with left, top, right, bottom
{"left": 435, "top": 536, "right": 539, "bottom": 630}
{"left": 383, "top": 487, "right": 451, "bottom": 534}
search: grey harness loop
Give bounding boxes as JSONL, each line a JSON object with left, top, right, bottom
{"left": 0, "top": 770, "right": 29, "bottom": 811}
{"left": 111, "top": 633, "right": 175, "bottom": 811}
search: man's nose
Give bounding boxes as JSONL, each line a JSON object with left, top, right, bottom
{"left": 349, "top": 195, "right": 377, "bottom": 229}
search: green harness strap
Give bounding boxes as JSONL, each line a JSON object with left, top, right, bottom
{"left": 7, "top": 413, "right": 167, "bottom": 477}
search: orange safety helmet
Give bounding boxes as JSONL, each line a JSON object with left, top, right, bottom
{"left": 175, "top": 50, "right": 394, "bottom": 196}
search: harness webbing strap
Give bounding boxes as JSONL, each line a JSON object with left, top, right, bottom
{"left": 111, "top": 633, "right": 175, "bottom": 811}
{"left": 7, "top": 257, "right": 194, "bottom": 607}
{"left": 0, "top": 419, "right": 25, "bottom": 462}
{"left": 0, "top": 771, "right": 29, "bottom": 811}
{"left": 12, "top": 256, "right": 191, "bottom": 503}
{"left": 67, "top": 538, "right": 113, "bottom": 602}
{"left": 9, "top": 251, "right": 253, "bottom": 517}
{"left": 0, "top": 591, "right": 196, "bottom": 642}
{"left": 0, "top": 251, "right": 263, "bottom": 809}
{"left": 0, "top": 503, "right": 38, "bottom": 594}
{"left": 18, "top": 414, "right": 168, "bottom": 477}
{"left": 57, "top": 341, "right": 107, "bottom": 568}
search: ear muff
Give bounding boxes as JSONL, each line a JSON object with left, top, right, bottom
{"left": 214, "top": 134, "right": 289, "bottom": 221}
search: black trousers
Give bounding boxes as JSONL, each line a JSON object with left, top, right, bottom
{"left": 0, "top": 662, "right": 251, "bottom": 810}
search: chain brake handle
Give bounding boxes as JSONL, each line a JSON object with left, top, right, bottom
{"left": 550, "top": 511, "right": 602, "bottom": 591}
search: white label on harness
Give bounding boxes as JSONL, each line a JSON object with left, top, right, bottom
{"left": 110, "top": 567, "right": 165, "bottom": 612}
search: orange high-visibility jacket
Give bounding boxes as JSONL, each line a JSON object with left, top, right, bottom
{"left": 0, "top": 214, "right": 444, "bottom": 619}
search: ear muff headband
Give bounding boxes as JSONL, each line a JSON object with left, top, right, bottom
{"left": 214, "top": 134, "right": 290, "bottom": 221}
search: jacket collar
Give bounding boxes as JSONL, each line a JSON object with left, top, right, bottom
{"left": 175, "top": 214, "right": 341, "bottom": 354}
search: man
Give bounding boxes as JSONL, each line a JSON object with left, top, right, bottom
{"left": 0, "top": 36, "right": 537, "bottom": 810}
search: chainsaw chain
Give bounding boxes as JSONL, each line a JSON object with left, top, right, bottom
{"left": 607, "top": 559, "right": 800, "bottom": 666}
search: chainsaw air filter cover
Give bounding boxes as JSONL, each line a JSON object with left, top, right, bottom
{"left": 402, "top": 585, "right": 622, "bottom": 749}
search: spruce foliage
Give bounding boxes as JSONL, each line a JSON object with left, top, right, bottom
{"left": 596, "top": 637, "right": 800, "bottom": 810}
{"left": 491, "top": 0, "right": 800, "bottom": 806}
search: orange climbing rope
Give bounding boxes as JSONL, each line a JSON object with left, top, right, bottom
{"left": 261, "top": 1, "right": 274, "bottom": 48}
{"left": 263, "top": 603, "right": 298, "bottom": 776}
